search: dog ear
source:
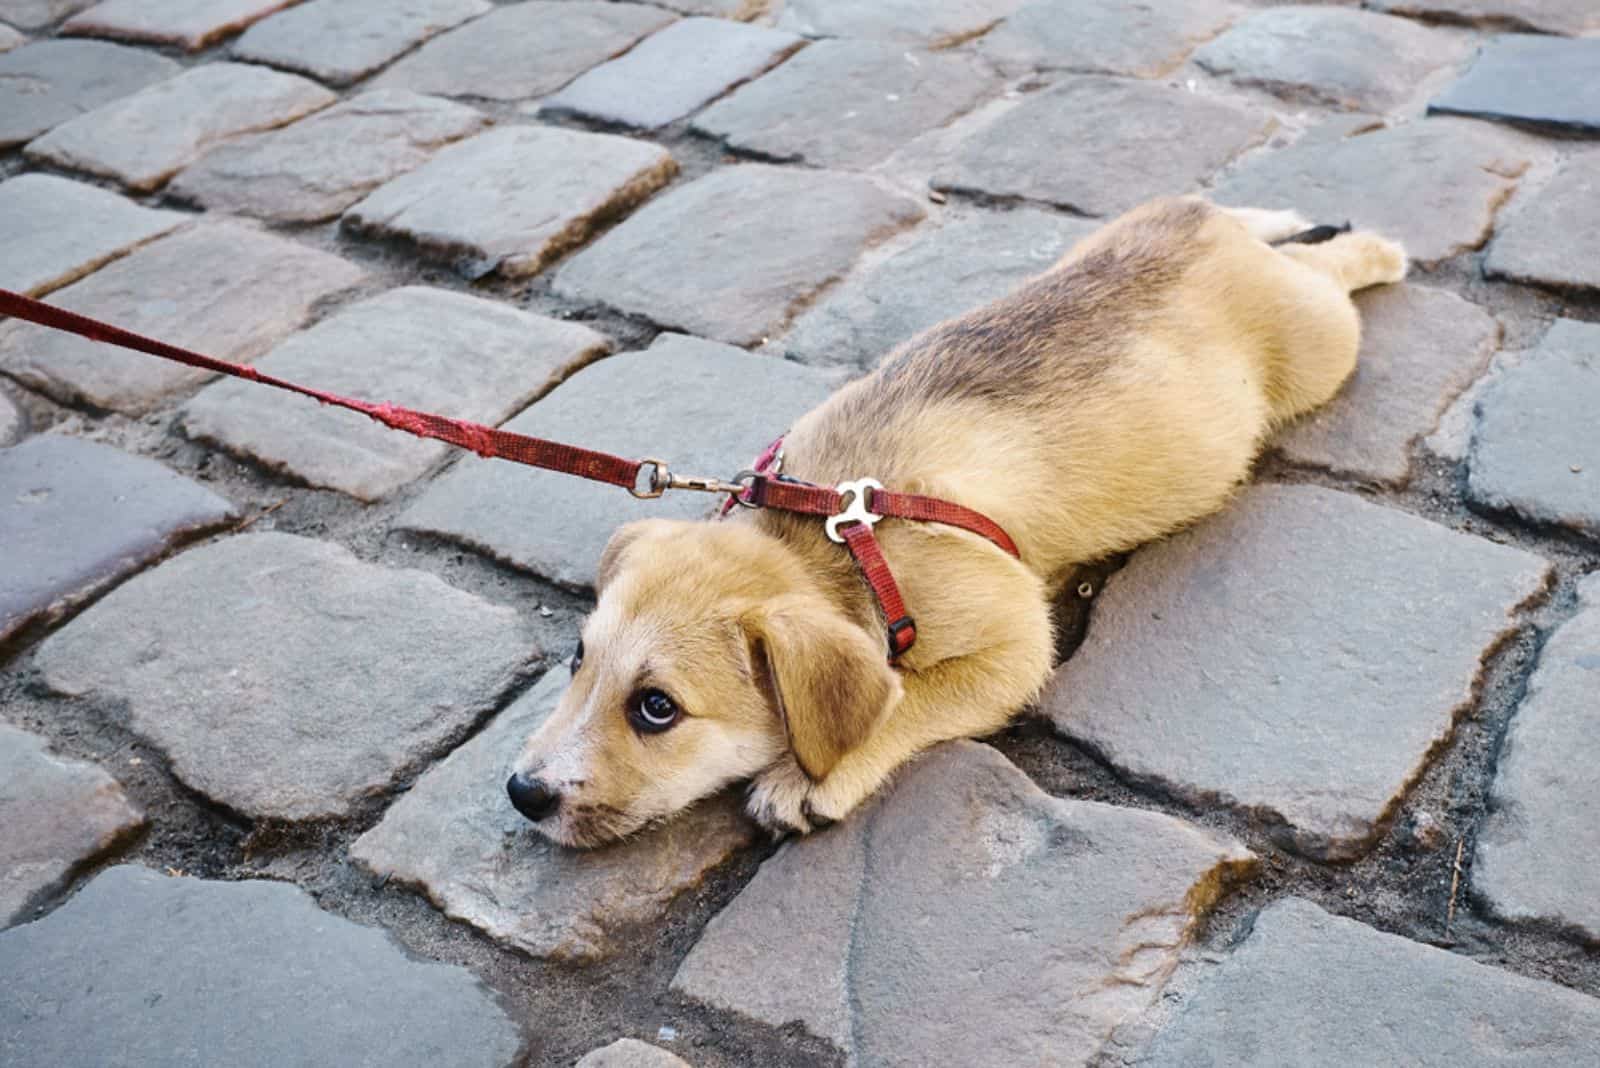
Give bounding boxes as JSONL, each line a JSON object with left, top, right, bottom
{"left": 596, "top": 519, "right": 672, "bottom": 595}
{"left": 746, "top": 596, "right": 902, "bottom": 782}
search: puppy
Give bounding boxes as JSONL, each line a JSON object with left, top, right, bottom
{"left": 508, "top": 196, "right": 1406, "bottom": 847}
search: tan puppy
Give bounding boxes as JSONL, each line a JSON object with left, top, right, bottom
{"left": 507, "top": 196, "right": 1406, "bottom": 847}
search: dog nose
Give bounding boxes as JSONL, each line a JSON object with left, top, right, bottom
{"left": 506, "top": 773, "right": 561, "bottom": 822}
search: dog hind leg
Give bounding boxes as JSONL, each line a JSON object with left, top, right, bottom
{"left": 1222, "top": 205, "right": 1316, "bottom": 244}
{"left": 1277, "top": 231, "right": 1408, "bottom": 293}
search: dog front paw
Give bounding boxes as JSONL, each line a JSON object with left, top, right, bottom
{"left": 746, "top": 758, "right": 814, "bottom": 839}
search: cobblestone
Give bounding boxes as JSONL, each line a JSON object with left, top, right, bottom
{"left": 182, "top": 287, "right": 609, "bottom": 501}
{"left": 0, "top": 39, "right": 176, "bottom": 148}
{"left": 352, "top": 670, "right": 755, "bottom": 963}
{"left": 554, "top": 164, "right": 924, "bottom": 344}
{"left": 691, "top": 39, "right": 995, "bottom": 170}
{"left": 63, "top": 0, "right": 290, "bottom": 50}
{"left": 542, "top": 17, "right": 800, "bottom": 131}
{"left": 1431, "top": 35, "right": 1600, "bottom": 135}
{"left": 934, "top": 77, "right": 1269, "bottom": 217}
{"left": 232, "top": 0, "right": 491, "bottom": 87}
{"left": 0, "top": 0, "right": 91, "bottom": 30}
{"left": 169, "top": 90, "right": 489, "bottom": 223}
{"left": 1474, "top": 573, "right": 1600, "bottom": 942}
{"left": 979, "top": 0, "right": 1235, "bottom": 78}
{"left": 0, "top": 723, "right": 143, "bottom": 927}
{"left": 576, "top": 1040, "right": 693, "bottom": 1068}
{"left": 1133, "top": 899, "right": 1600, "bottom": 1065}
{"left": 398, "top": 333, "right": 834, "bottom": 587}
{"left": 0, "top": 435, "right": 237, "bottom": 644}
{"left": 1213, "top": 117, "right": 1532, "bottom": 265}
{"left": 0, "top": 222, "right": 364, "bottom": 414}
{"left": 1468, "top": 319, "right": 1600, "bottom": 539}
{"left": 35, "top": 532, "right": 537, "bottom": 821}
{"left": 776, "top": 0, "right": 1023, "bottom": 47}
{"left": 344, "top": 125, "right": 676, "bottom": 279}
{"left": 0, "top": 865, "right": 524, "bottom": 1066}
{"left": 1485, "top": 157, "right": 1600, "bottom": 295}
{"left": 1371, "top": 0, "right": 1600, "bottom": 35}
{"left": 0, "top": 173, "right": 184, "bottom": 296}
{"left": 674, "top": 741, "right": 1254, "bottom": 1066}
{"left": 373, "top": 1, "right": 674, "bottom": 101}
{"left": 1043, "top": 484, "right": 1550, "bottom": 859}
{"left": 0, "top": 23, "right": 24, "bottom": 50}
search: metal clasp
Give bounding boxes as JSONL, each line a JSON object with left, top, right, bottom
{"left": 630, "top": 458, "right": 756, "bottom": 502}
{"left": 826, "top": 477, "right": 884, "bottom": 543}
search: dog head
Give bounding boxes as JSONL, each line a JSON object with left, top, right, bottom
{"left": 507, "top": 518, "right": 901, "bottom": 847}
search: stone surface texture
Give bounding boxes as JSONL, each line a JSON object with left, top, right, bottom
{"left": 0, "top": 22, "right": 25, "bottom": 50}
{"left": 63, "top": 0, "right": 294, "bottom": 50}
{"left": 1372, "top": 0, "right": 1600, "bottom": 35}
{"left": 0, "top": 173, "right": 185, "bottom": 296}
{"left": 374, "top": 1, "right": 674, "bottom": 100}
{"left": 182, "top": 287, "right": 610, "bottom": 500}
{"left": 576, "top": 1040, "right": 693, "bottom": 1068}
{"left": 0, "top": 724, "right": 143, "bottom": 927}
{"left": 1273, "top": 284, "right": 1499, "bottom": 483}
{"left": 1134, "top": 898, "right": 1600, "bottom": 1065}
{"left": 980, "top": 0, "right": 1236, "bottom": 78}
{"left": 0, "top": 39, "right": 176, "bottom": 148}
{"left": 35, "top": 533, "right": 537, "bottom": 821}
{"left": 1485, "top": 157, "right": 1600, "bottom": 294}
{"left": 543, "top": 17, "right": 800, "bottom": 130}
{"left": 1431, "top": 35, "right": 1600, "bottom": 135}
{"left": 170, "top": 90, "right": 489, "bottom": 223}
{"left": 783, "top": 208, "right": 1097, "bottom": 367}
{"left": 0, "top": 865, "right": 525, "bottom": 1066}
{"left": 352, "top": 671, "right": 756, "bottom": 963}
{"left": 692, "top": 39, "right": 995, "bottom": 169}
{"left": 935, "top": 77, "right": 1269, "bottom": 216}
{"left": 0, "top": 0, "right": 92, "bottom": 30}
{"left": 344, "top": 125, "right": 676, "bottom": 279}
{"left": 674, "top": 742, "right": 1256, "bottom": 1066}
{"left": 0, "top": 223, "right": 365, "bottom": 414}
{"left": 554, "top": 164, "right": 923, "bottom": 344}
{"left": 232, "top": 0, "right": 492, "bottom": 86}
{"left": 777, "top": 0, "right": 1023, "bottom": 46}
{"left": 398, "top": 333, "right": 835, "bottom": 587}
{"left": 0, "top": 435, "right": 237, "bottom": 643}
{"left": 1043, "top": 484, "right": 1550, "bottom": 859}
{"left": 1468, "top": 319, "right": 1600, "bottom": 539}
{"left": 0, "top": 390, "right": 21, "bottom": 446}
{"left": 26, "top": 61, "right": 335, "bottom": 192}
{"left": 1474, "top": 573, "right": 1600, "bottom": 941}
{"left": 1214, "top": 117, "right": 1531, "bottom": 265}
{"left": 1193, "top": 6, "right": 1469, "bottom": 112}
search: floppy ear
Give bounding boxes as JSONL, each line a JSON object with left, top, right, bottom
{"left": 746, "top": 596, "right": 902, "bottom": 782}
{"left": 595, "top": 519, "right": 673, "bottom": 595}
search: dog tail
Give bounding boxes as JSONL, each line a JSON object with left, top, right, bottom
{"left": 1273, "top": 221, "right": 1353, "bottom": 246}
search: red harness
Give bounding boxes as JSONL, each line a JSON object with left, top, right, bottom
{"left": 0, "top": 287, "right": 1020, "bottom": 661}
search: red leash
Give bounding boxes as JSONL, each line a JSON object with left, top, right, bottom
{"left": 0, "top": 287, "right": 1019, "bottom": 659}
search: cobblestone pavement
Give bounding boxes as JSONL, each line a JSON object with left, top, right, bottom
{"left": 1, "top": 1, "right": 1598, "bottom": 1065}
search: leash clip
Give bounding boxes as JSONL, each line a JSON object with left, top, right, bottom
{"left": 632, "top": 458, "right": 758, "bottom": 501}
{"left": 826, "top": 478, "right": 884, "bottom": 543}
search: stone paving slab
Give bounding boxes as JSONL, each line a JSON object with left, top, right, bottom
{"left": 1468, "top": 319, "right": 1600, "bottom": 540}
{"left": 1042, "top": 484, "right": 1550, "bottom": 860}
{"left": 1431, "top": 35, "right": 1600, "bottom": 136}
{"left": 691, "top": 39, "right": 996, "bottom": 170}
{"left": 63, "top": 0, "right": 294, "bottom": 50}
{"left": 933, "top": 77, "right": 1269, "bottom": 217}
{"left": 1475, "top": 572, "right": 1600, "bottom": 943}
{"left": 0, "top": 0, "right": 91, "bottom": 30}
{"left": 1213, "top": 118, "right": 1532, "bottom": 266}
{"left": 577, "top": 1040, "right": 693, "bottom": 1068}
{"left": 0, "top": 222, "right": 365, "bottom": 415}
{"left": 373, "top": 1, "right": 675, "bottom": 101}
{"left": 0, "top": 723, "right": 143, "bottom": 928}
{"left": 233, "top": 0, "right": 492, "bottom": 87}
{"left": 1272, "top": 284, "right": 1499, "bottom": 484}
{"left": 35, "top": 532, "right": 538, "bottom": 822}
{"left": 344, "top": 125, "right": 676, "bottom": 279}
{"left": 1133, "top": 898, "right": 1600, "bottom": 1065}
{"left": 1193, "top": 6, "right": 1469, "bottom": 113}
{"left": 0, "top": 22, "right": 24, "bottom": 50}
{"left": 542, "top": 17, "right": 800, "bottom": 131}
{"left": 776, "top": 0, "right": 1023, "bottom": 47}
{"left": 26, "top": 61, "right": 335, "bottom": 193}
{"left": 1371, "top": 0, "right": 1600, "bottom": 35}
{"left": 0, "top": 435, "right": 237, "bottom": 644}
{"left": 782, "top": 208, "right": 1097, "bottom": 367}
{"left": 182, "top": 286, "right": 610, "bottom": 501}
{"left": 398, "top": 333, "right": 835, "bottom": 588}
{"left": 673, "top": 741, "right": 1255, "bottom": 1067}
{"left": 0, "top": 865, "right": 524, "bottom": 1067}
{"left": 352, "top": 670, "right": 756, "bottom": 963}
{"left": 554, "top": 164, "right": 924, "bottom": 344}
{"left": 1485, "top": 157, "right": 1600, "bottom": 295}
{"left": 0, "top": 173, "right": 185, "bottom": 297}
{"left": 980, "top": 0, "right": 1236, "bottom": 79}
{"left": 0, "top": 39, "right": 177, "bottom": 149}
{"left": 170, "top": 90, "right": 489, "bottom": 223}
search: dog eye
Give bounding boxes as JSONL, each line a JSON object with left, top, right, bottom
{"left": 570, "top": 639, "right": 584, "bottom": 675}
{"left": 630, "top": 688, "right": 680, "bottom": 733}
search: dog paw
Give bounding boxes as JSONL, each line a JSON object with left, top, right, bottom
{"left": 746, "top": 759, "right": 814, "bottom": 839}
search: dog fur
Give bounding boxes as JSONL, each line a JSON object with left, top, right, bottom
{"left": 510, "top": 196, "right": 1407, "bottom": 847}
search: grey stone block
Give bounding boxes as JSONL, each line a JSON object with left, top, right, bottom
{"left": 0, "top": 173, "right": 185, "bottom": 297}
{"left": 1431, "top": 34, "right": 1600, "bottom": 135}
{"left": 62, "top": 0, "right": 294, "bottom": 50}
{"left": 777, "top": 0, "right": 1024, "bottom": 46}
{"left": 1371, "top": 0, "right": 1599, "bottom": 35}
{"left": 576, "top": 1040, "right": 694, "bottom": 1068}
{"left": 1486, "top": 156, "right": 1600, "bottom": 295}
{"left": 981, "top": 0, "right": 1237, "bottom": 78}
{"left": 233, "top": 0, "right": 491, "bottom": 86}
{"left": 0, "top": 39, "right": 176, "bottom": 149}
{"left": 0, "top": 22, "right": 24, "bottom": 50}
{"left": 0, "top": 0, "right": 93, "bottom": 30}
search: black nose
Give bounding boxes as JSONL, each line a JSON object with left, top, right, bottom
{"left": 506, "top": 773, "right": 560, "bottom": 822}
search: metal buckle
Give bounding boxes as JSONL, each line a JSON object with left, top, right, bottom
{"left": 630, "top": 458, "right": 669, "bottom": 499}
{"left": 825, "top": 477, "right": 884, "bottom": 544}
{"left": 632, "top": 458, "right": 755, "bottom": 502}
